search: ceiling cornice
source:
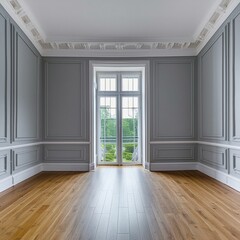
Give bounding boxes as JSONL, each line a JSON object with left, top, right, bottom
{"left": 1, "top": 0, "right": 240, "bottom": 57}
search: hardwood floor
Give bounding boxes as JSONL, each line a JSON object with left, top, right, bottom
{"left": 1, "top": 167, "right": 240, "bottom": 240}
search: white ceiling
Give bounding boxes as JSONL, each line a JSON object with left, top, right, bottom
{"left": 22, "top": 0, "right": 220, "bottom": 43}
{"left": 3, "top": 0, "right": 239, "bottom": 56}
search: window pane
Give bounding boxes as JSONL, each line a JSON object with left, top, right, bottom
{"left": 122, "top": 97, "right": 139, "bottom": 163}
{"left": 99, "top": 97, "right": 117, "bottom": 163}
{"left": 122, "top": 77, "right": 139, "bottom": 91}
{"left": 99, "top": 77, "right": 116, "bottom": 91}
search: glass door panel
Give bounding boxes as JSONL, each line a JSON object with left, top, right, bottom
{"left": 96, "top": 72, "right": 141, "bottom": 165}
{"left": 99, "top": 96, "right": 117, "bottom": 163}
{"left": 122, "top": 97, "right": 140, "bottom": 163}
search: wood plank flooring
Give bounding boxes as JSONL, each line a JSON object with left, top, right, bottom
{"left": 1, "top": 167, "right": 240, "bottom": 240}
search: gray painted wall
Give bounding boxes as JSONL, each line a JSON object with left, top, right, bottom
{"left": 150, "top": 144, "right": 197, "bottom": 163}
{"left": 43, "top": 144, "right": 89, "bottom": 163}
{"left": 198, "top": 4, "right": 240, "bottom": 179}
{"left": 231, "top": 11, "right": 240, "bottom": 142}
{"left": 12, "top": 27, "right": 41, "bottom": 142}
{"left": 0, "top": 10, "right": 9, "bottom": 146}
{"left": 0, "top": 150, "right": 10, "bottom": 181}
{"left": 43, "top": 59, "right": 89, "bottom": 141}
{"left": 0, "top": 5, "right": 42, "bottom": 184}
{"left": 151, "top": 58, "right": 195, "bottom": 141}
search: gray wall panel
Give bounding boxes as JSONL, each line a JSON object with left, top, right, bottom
{"left": 230, "top": 149, "right": 240, "bottom": 179}
{"left": 150, "top": 144, "right": 196, "bottom": 163}
{"left": 13, "top": 31, "right": 40, "bottom": 142}
{"left": 44, "top": 60, "right": 89, "bottom": 141}
{"left": 199, "top": 33, "right": 226, "bottom": 141}
{"left": 12, "top": 146, "right": 41, "bottom": 173}
{"left": 0, "top": 150, "right": 10, "bottom": 180}
{"left": 0, "top": 12, "right": 7, "bottom": 144}
{"left": 151, "top": 59, "right": 195, "bottom": 141}
{"left": 232, "top": 13, "right": 240, "bottom": 141}
{"left": 199, "top": 145, "right": 228, "bottom": 172}
{"left": 43, "top": 144, "right": 89, "bottom": 163}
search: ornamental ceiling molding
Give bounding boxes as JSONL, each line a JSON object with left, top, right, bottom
{"left": 3, "top": 0, "right": 237, "bottom": 55}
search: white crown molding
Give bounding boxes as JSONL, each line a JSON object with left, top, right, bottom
{"left": 196, "top": 0, "right": 240, "bottom": 54}
{"left": 42, "top": 48, "right": 197, "bottom": 57}
{"left": 0, "top": 0, "right": 43, "bottom": 55}
{"left": 1, "top": 0, "right": 239, "bottom": 56}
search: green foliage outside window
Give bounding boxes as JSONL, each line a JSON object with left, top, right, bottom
{"left": 100, "top": 107, "right": 138, "bottom": 162}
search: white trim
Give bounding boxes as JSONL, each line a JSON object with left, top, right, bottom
{"left": 197, "top": 163, "right": 240, "bottom": 192}
{"left": 145, "top": 162, "right": 150, "bottom": 170}
{"left": 150, "top": 141, "right": 240, "bottom": 150}
{"left": 12, "top": 164, "right": 43, "bottom": 185}
{"left": 1, "top": 140, "right": 240, "bottom": 151}
{"left": 0, "top": 142, "right": 44, "bottom": 151}
{"left": 150, "top": 141, "right": 199, "bottom": 144}
{"left": 89, "top": 60, "right": 150, "bottom": 168}
{"left": 43, "top": 142, "right": 90, "bottom": 145}
{"left": 150, "top": 162, "right": 198, "bottom": 171}
{"left": 0, "top": 176, "right": 13, "bottom": 192}
{"left": 196, "top": 0, "right": 240, "bottom": 54}
{"left": 197, "top": 141, "right": 240, "bottom": 150}
{"left": 1, "top": 0, "right": 43, "bottom": 55}
{"left": 0, "top": 141, "right": 91, "bottom": 151}
{"left": 89, "top": 162, "right": 96, "bottom": 171}
{"left": 42, "top": 163, "right": 89, "bottom": 171}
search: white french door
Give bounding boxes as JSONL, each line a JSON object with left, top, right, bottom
{"left": 96, "top": 72, "right": 142, "bottom": 165}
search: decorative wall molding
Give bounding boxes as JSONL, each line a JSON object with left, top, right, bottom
{"left": 198, "top": 145, "right": 228, "bottom": 172}
{"left": 151, "top": 59, "right": 195, "bottom": 141}
{"left": 0, "top": 150, "right": 10, "bottom": 179}
{"left": 12, "top": 29, "right": 40, "bottom": 142}
{"left": 229, "top": 149, "right": 240, "bottom": 179}
{"left": 42, "top": 163, "right": 89, "bottom": 171}
{"left": 43, "top": 144, "right": 89, "bottom": 163}
{"left": 2, "top": 0, "right": 239, "bottom": 56}
{"left": 0, "top": 141, "right": 240, "bottom": 151}
{"left": 12, "top": 146, "right": 41, "bottom": 172}
{"left": 150, "top": 144, "right": 196, "bottom": 162}
{"left": 150, "top": 162, "right": 197, "bottom": 171}
{"left": 199, "top": 31, "right": 227, "bottom": 141}
{"left": 44, "top": 60, "right": 89, "bottom": 141}
{"left": 0, "top": 11, "right": 8, "bottom": 144}
{"left": 231, "top": 12, "right": 240, "bottom": 141}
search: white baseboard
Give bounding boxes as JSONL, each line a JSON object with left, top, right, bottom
{"left": 145, "top": 161, "right": 150, "bottom": 170}
{"left": 0, "top": 176, "right": 13, "bottom": 192}
{"left": 89, "top": 162, "right": 96, "bottom": 171}
{"left": 150, "top": 162, "right": 198, "bottom": 171}
{"left": 43, "top": 163, "right": 89, "bottom": 171}
{"left": 12, "top": 164, "right": 43, "bottom": 185}
{"left": 197, "top": 163, "right": 240, "bottom": 192}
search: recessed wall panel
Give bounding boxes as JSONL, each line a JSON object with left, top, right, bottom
{"left": 0, "top": 150, "right": 10, "bottom": 180}
{"left": 198, "top": 145, "right": 227, "bottom": 172}
{"left": 150, "top": 144, "right": 196, "bottom": 163}
{"left": 232, "top": 13, "right": 240, "bottom": 141}
{"left": 230, "top": 149, "right": 240, "bottom": 178}
{"left": 13, "top": 32, "right": 40, "bottom": 141}
{"left": 43, "top": 144, "right": 89, "bottom": 163}
{"left": 12, "top": 146, "right": 41, "bottom": 173}
{"left": 151, "top": 59, "right": 194, "bottom": 141}
{"left": 44, "top": 60, "right": 89, "bottom": 141}
{"left": 199, "top": 33, "right": 226, "bottom": 141}
{"left": 0, "top": 13, "right": 7, "bottom": 144}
